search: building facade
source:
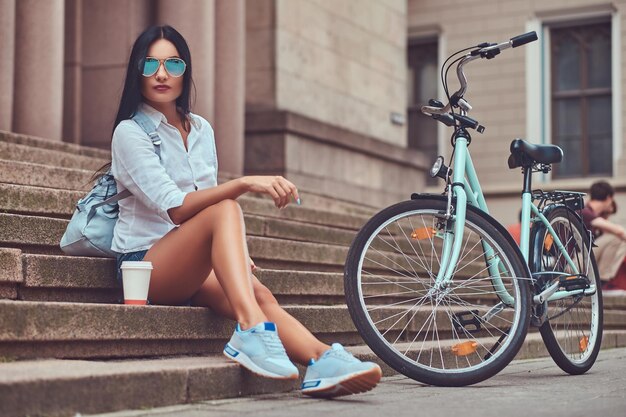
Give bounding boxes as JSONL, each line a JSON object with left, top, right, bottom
{"left": 409, "top": 0, "right": 626, "bottom": 224}
{"left": 0, "top": 0, "right": 623, "bottom": 222}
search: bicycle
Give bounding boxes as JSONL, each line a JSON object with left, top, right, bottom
{"left": 344, "top": 31, "right": 603, "bottom": 387}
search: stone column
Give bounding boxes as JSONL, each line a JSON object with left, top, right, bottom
{"left": 157, "top": 0, "right": 215, "bottom": 123}
{"left": 63, "top": 0, "right": 82, "bottom": 144}
{"left": 13, "top": 0, "right": 64, "bottom": 140}
{"left": 214, "top": 0, "right": 245, "bottom": 175}
{"left": 0, "top": 0, "right": 15, "bottom": 131}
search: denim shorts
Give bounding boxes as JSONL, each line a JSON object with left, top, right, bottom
{"left": 116, "top": 249, "right": 192, "bottom": 306}
{"left": 115, "top": 249, "right": 149, "bottom": 282}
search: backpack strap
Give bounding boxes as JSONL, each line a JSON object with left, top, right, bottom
{"left": 132, "top": 111, "right": 162, "bottom": 160}
{"left": 91, "top": 189, "right": 132, "bottom": 211}
{"left": 88, "top": 189, "right": 132, "bottom": 221}
{"left": 93, "top": 110, "right": 163, "bottom": 211}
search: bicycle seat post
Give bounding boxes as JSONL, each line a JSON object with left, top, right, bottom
{"left": 520, "top": 163, "right": 533, "bottom": 261}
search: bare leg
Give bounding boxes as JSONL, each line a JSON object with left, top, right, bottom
{"left": 191, "top": 271, "right": 331, "bottom": 366}
{"left": 144, "top": 199, "right": 266, "bottom": 329}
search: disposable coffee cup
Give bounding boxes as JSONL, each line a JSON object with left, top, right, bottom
{"left": 120, "top": 261, "right": 153, "bottom": 305}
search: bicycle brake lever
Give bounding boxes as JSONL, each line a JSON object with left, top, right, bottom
{"left": 471, "top": 42, "right": 497, "bottom": 56}
{"left": 433, "top": 113, "right": 456, "bottom": 127}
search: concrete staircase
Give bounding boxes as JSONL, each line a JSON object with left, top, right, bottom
{"left": 0, "top": 129, "right": 625, "bottom": 417}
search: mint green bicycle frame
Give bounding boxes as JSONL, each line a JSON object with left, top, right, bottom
{"left": 434, "top": 135, "right": 596, "bottom": 306}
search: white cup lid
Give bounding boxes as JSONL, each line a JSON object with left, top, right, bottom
{"left": 120, "top": 261, "right": 153, "bottom": 270}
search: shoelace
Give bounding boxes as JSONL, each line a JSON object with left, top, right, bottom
{"left": 259, "top": 331, "right": 287, "bottom": 355}
{"left": 325, "top": 346, "right": 358, "bottom": 362}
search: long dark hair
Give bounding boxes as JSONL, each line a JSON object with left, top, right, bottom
{"left": 91, "top": 25, "right": 195, "bottom": 182}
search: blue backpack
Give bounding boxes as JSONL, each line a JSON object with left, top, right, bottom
{"left": 60, "top": 112, "right": 162, "bottom": 258}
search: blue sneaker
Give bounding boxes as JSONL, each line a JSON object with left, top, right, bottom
{"left": 223, "top": 322, "right": 299, "bottom": 379}
{"left": 301, "top": 343, "right": 382, "bottom": 397}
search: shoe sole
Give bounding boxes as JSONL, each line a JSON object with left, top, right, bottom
{"left": 302, "top": 366, "right": 383, "bottom": 398}
{"left": 223, "top": 344, "right": 299, "bottom": 380}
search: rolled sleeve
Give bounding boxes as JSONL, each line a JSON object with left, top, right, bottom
{"left": 111, "top": 121, "right": 188, "bottom": 224}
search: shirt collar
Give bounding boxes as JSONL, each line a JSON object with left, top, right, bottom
{"left": 138, "top": 102, "right": 166, "bottom": 129}
{"left": 138, "top": 102, "right": 201, "bottom": 131}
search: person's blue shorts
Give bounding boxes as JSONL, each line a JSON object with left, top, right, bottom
{"left": 116, "top": 249, "right": 193, "bottom": 306}
{"left": 115, "top": 249, "right": 149, "bottom": 283}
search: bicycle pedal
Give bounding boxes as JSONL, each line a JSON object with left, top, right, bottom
{"left": 558, "top": 275, "right": 590, "bottom": 292}
{"left": 452, "top": 310, "right": 482, "bottom": 334}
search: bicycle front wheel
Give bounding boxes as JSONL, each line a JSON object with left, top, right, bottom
{"left": 344, "top": 198, "right": 531, "bottom": 386}
{"left": 530, "top": 205, "right": 603, "bottom": 374}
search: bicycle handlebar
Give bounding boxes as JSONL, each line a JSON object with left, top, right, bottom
{"left": 511, "top": 31, "right": 538, "bottom": 48}
{"left": 421, "top": 31, "right": 538, "bottom": 118}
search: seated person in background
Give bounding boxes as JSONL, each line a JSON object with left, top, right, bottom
{"left": 580, "top": 181, "right": 626, "bottom": 294}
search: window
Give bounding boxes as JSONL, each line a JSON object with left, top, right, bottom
{"left": 551, "top": 21, "right": 612, "bottom": 178}
{"left": 408, "top": 39, "right": 438, "bottom": 183}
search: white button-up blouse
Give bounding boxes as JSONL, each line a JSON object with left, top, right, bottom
{"left": 111, "top": 103, "right": 218, "bottom": 253}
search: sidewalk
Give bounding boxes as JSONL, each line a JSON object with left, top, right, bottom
{"left": 91, "top": 347, "right": 626, "bottom": 417}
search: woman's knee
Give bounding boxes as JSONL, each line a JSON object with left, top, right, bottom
{"left": 254, "top": 281, "right": 278, "bottom": 307}
{"left": 213, "top": 199, "right": 242, "bottom": 216}
{"left": 203, "top": 199, "right": 242, "bottom": 221}
{"left": 193, "top": 199, "right": 243, "bottom": 230}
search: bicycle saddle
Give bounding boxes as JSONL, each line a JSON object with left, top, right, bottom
{"left": 508, "top": 138, "right": 563, "bottom": 169}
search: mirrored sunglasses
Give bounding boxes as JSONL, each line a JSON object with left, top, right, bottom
{"left": 142, "top": 57, "right": 186, "bottom": 77}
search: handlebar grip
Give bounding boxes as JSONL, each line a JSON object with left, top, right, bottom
{"left": 510, "top": 31, "right": 538, "bottom": 48}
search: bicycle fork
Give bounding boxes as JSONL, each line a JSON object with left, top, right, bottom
{"left": 433, "top": 134, "right": 515, "bottom": 307}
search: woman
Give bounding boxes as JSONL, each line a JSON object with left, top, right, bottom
{"left": 109, "top": 25, "right": 381, "bottom": 398}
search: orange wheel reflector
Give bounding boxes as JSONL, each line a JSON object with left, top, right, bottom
{"left": 451, "top": 341, "right": 478, "bottom": 356}
{"left": 544, "top": 234, "right": 554, "bottom": 251}
{"left": 411, "top": 227, "right": 435, "bottom": 240}
{"left": 579, "top": 336, "right": 589, "bottom": 352}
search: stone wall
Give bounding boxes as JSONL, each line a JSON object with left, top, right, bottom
{"left": 244, "top": 110, "right": 429, "bottom": 207}
{"left": 247, "top": 0, "right": 408, "bottom": 147}
{"left": 245, "top": 0, "right": 426, "bottom": 207}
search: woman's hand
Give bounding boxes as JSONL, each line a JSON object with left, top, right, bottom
{"left": 240, "top": 176, "right": 300, "bottom": 209}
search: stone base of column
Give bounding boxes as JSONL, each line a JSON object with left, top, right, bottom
{"left": 245, "top": 110, "right": 429, "bottom": 208}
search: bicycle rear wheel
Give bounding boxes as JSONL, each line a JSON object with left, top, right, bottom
{"left": 530, "top": 205, "right": 603, "bottom": 374}
{"left": 344, "top": 198, "right": 531, "bottom": 386}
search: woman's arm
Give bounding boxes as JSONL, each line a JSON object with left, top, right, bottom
{"left": 168, "top": 175, "right": 299, "bottom": 225}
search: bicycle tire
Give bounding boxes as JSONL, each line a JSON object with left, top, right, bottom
{"left": 530, "top": 205, "right": 603, "bottom": 374}
{"left": 344, "top": 197, "right": 531, "bottom": 386}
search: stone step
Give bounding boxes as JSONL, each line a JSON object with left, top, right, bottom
{"left": 0, "top": 238, "right": 440, "bottom": 303}
{"left": 0, "top": 182, "right": 371, "bottom": 230}
{"left": 4, "top": 247, "right": 626, "bottom": 312}
{"left": 0, "top": 238, "right": 488, "bottom": 302}
{"left": 1, "top": 298, "right": 624, "bottom": 361}
{"left": 350, "top": 330, "right": 626, "bottom": 384}
{"left": 0, "top": 130, "right": 379, "bottom": 217}
{"left": 0, "top": 248, "right": 345, "bottom": 304}
{"left": 0, "top": 140, "right": 109, "bottom": 171}
{"left": 2, "top": 334, "right": 625, "bottom": 417}
{"left": 0, "top": 130, "right": 378, "bottom": 217}
{"left": 0, "top": 158, "right": 378, "bottom": 216}
{"left": 0, "top": 300, "right": 361, "bottom": 360}
{"left": 0, "top": 161, "right": 377, "bottom": 221}
{"left": 0, "top": 355, "right": 298, "bottom": 417}
{"left": 0, "top": 129, "right": 110, "bottom": 159}
{"left": 0, "top": 159, "right": 93, "bottom": 191}
{"left": 0, "top": 211, "right": 359, "bottom": 256}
